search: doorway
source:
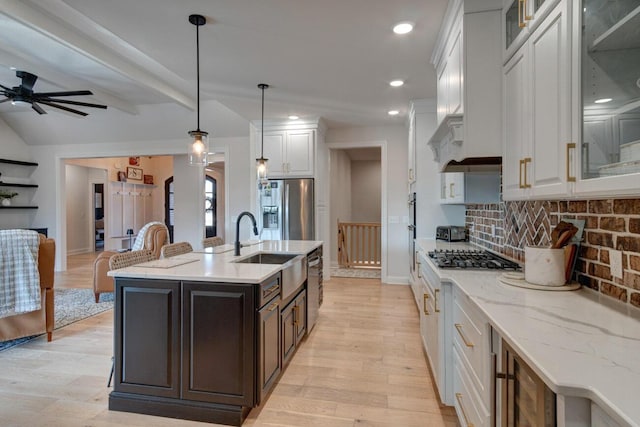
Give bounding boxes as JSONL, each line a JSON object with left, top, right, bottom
{"left": 327, "top": 142, "right": 386, "bottom": 280}
{"left": 93, "top": 183, "right": 104, "bottom": 251}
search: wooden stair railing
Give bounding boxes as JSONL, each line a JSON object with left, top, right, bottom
{"left": 337, "top": 221, "right": 381, "bottom": 269}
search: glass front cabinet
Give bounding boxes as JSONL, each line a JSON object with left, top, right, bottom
{"left": 574, "top": 0, "right": 640, "bottom": 196}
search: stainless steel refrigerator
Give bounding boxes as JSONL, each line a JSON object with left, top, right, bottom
{"left": 257, "top": 178, "right": 314, "bottom": 240}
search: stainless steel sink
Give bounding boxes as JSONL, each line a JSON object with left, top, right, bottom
{"left": 234, "top": 253, "right": 298, "bottom": 264}
{"left": 234, "top": 252, "right": 307, "bottom": 302}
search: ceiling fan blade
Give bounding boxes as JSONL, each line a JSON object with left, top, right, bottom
{"left": 38, "top": 100, "right": 88, "bottom": 116}
{"left": 17, "top": 71, "right": 38, "bottom": 91}
{"left": 0, "top": 83, "right": 13, "bottom": 92}
{"left": 38, "top": 98, "right": 107, "bottom": 109}
{"left": 32, "top": 102, "right": 47, "bottom": 115}
{"left": 33, "top": 90, "right": 93, "bottom": 97}
{"left": 0, "top": 98, "right": 12, "bottom": 104}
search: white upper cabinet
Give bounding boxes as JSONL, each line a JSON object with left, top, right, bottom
{"left": 502, "top": 0, "right": 572, "bottom": 200}
{"left": 572, "top": 0, "right": 640, "bottom": 197}
{"left": 429, "top": 0, "right": 503, "bottom": 171}
{"left": 259, "top": 128, "right": 315, "bottom": 178}
{"left": 503, "top": 0, "right": 561, "bottom": 63}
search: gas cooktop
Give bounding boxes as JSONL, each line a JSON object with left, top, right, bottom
{"left": 427, "top": 249, "right": 521, "bottom": 270}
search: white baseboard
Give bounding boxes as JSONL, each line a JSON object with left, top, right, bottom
{"left": 67, "top": 247, "right": 93, "bottom": 256}
{"left": 382, "top": 275, "right": 410, "bottom": 285}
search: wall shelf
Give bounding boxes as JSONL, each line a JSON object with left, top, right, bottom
{"left": 0, "top": 182, "right": 39, "bottom": 188}
{"left": 0, "top": 206, "right": 38, "bottom": 209}
{"left": 0, "top": 158, "right": 38, "bottom": 167}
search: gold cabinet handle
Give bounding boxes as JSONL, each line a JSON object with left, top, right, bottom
{"left": 524, "top": 0, "right": 532, "bottom": 20}
{"left": 449, "top": 182, "right": 455, "bottom": 198}
{"left": 455, "top": 393, "right": 475, "bottom": 427}
{"left": 434, "top": 289, "right": 440, "bottom": 313}
{"left": 455, "top": 324, "right": 474, "bottom": 348}
{"left": 518, "top": 159, "right": 524, "bottom": 188}
{"left": 523, "top": 157, "right": 532, "bottom": 188}
{"left": 267, "top": 302, "right": 278, "bottom": 312}
{"left": 518, "top": 0, "right": 526, "bottom": 28}
{"left": 423, "top": 293, "right": 430, "bottom": 316}
{"left": 566, "top": 143, "right": 576, "bottom": 182}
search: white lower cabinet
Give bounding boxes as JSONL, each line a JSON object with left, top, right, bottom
{"left": 452, "top": 285, "right": 491, "bottom": 426}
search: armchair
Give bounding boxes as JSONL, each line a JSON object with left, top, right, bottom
{"left": 92, "top": 222, "right": 168, "bottom": 302}
{"left": 0, "top": 233, "right": 55, "bottom": 342}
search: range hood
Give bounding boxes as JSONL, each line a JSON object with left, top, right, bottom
{"left": 427, "top": 114, "right": 502, "bottom": 172}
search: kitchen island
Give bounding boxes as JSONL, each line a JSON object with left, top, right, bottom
{"left": 415, "top": 239, "right": 640, "bottom": 427}
{"left": 107, "top": 240, "right": 322, "bottom": 426}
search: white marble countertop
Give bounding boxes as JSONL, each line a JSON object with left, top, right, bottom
{"left": 108, "top": 240, "right": 322, "bottom": 284}
{"left": 416, "top": 238, "right": 640, "bottom": 427}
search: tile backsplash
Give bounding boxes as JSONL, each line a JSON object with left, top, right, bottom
{"left": 466, "top": 199, "right": 640, "bottom": 308}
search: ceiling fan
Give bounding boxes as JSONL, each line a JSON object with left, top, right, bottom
{"left": 0, "top": 70, "right": 107, "bottom": 116}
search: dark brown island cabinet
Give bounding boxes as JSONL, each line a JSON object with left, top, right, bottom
{"left": 108, "top": 271, "right": 307, "bottom": 426}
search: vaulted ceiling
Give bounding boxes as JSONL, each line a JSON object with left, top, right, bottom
{"left": 0, "top": 0, "right": 447, "bottom": 145}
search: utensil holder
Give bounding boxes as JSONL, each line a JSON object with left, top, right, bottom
{"left": 525, "top": 246, "right": 566, "bottom": 286}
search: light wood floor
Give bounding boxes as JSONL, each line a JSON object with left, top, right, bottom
{"left": 1, "top": 254, "right": 458, "bottom": 427}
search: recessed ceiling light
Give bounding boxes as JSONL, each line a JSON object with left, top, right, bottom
{"left": 389, "top": 80, "right": 404, "bottom": 87}
{"left": 9, "top": 66, "right": 16, "bottom": 70}
{"left": 594, "top": 98, "right": 612, "bottom": 104}
{"left": 388, "top": 110, "right": 400, "bottom": 116}
{"left": 288, "top": 115, "right": 299, "bottom": 120}
{"left": 393, "top": 22, "right": 413, "bottom": 35}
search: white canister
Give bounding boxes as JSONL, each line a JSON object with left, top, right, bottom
{"left": 524, "top": 246, "right": 566, "bottom": 286}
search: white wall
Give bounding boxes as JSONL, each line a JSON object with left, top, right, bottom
{"left": 329, "top": 149, "right": 352, "bottom": 266}
{"left": 351, "top": 160, "right": 381, "bottom": 222}
{"left": 326, "top": 125, "right": 408, "bottom": 283}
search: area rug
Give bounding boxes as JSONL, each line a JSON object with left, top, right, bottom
{"left": 0, "top": 288, "right": 114, "bottom": 352}
{"left": 331, "top": 267, "right": 381, "bottom": 279}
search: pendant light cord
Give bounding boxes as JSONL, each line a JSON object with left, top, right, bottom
{"left": 196, "top": 22, "right": 201, "bottom": 131}
{"left": 257, "top": 83, "right": 269, "bottom": 158}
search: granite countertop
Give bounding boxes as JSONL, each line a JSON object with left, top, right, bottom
{"left": 108, "top": 240, "right": 322, "bottom": 284}
{"left": 416, "top": 238, "right": 640, "bottom": 427}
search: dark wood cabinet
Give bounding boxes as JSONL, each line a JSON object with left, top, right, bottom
{"left": 181, "top": 281, "right": 255, "bottom": 407}
{"left": 258, "top": 298, "right": 280, "bottom": 402}
{"left": 281, "top": 289, "right": 307, "bottom": 366}
{"left": 113, "top": 278, "right": 181, "bottom": 398}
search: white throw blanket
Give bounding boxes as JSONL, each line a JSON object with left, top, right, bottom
{"left": 0, "top": 229, "right": 41, "bottom": 318}
{"left": 130, "top": 221, "right": 165, "bottom": 251}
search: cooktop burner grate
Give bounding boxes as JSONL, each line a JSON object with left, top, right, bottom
{"left": 427, "top": 249, "right": 521, "bottom": 270}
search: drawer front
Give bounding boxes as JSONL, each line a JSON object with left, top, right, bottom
{"left": 454, "top": 347, "right": 490, "bottom": 427}
{"left": 453, "top": 287, "right": 490, "bottom": 406}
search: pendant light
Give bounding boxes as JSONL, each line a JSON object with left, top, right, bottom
{"left": 256, "top": 83, "right": 269, "bottom": 181}
{"left": 188, "top": 14, "right": 209, "bottom": 166}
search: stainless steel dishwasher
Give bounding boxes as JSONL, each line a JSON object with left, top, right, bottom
{"left": 306, "top": 247, "right": 323, "bottom": 332}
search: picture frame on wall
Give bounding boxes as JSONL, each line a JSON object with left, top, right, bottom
{"left": 117, "top": 171, "right": 127, "bottom": 182}
{"left": 129, "top": 156, "right": 140, "bottom": 166}
{"left": 143, "top": 174, "right": 154, "bottom": 185}
{"left": 127, "top": 167, "right": 143, "bottom": 180}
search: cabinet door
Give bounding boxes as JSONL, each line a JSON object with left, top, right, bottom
{"left": 408, "top": 112, "right": 416, "bottom": 183}
{"left": 262, "top": 133, "right": 286, "bottom": 177}
{"left": 281, "top": 300, "right": 296, "bottom": 365}
{"left": 502, "top": 45, "right": 529, "bottom": 200}
{"left": 258, "top": 299, "right": 281, "bottom": 402}
{"left": 285, "top": 131, "right": 314, "bottom": 176}
{"left": 114, "top": 278, "right": 181, "bottom": 398}
{"left": 440, "top": 173, "right": 465, "bottom": 204}
{"left": 181, "top": 282, "right": 255, "bottom": 407}
{"left": 529, "top": 0, "right": 571, "bottom": 198}
{"left": 294, "top": 290, "right": 307, "bottom": 343}
{"left": 420, "top": 278, "right": 438, "bottom": 386}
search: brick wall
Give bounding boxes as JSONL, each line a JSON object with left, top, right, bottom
{"left": 466, "top": 199, "right": 640, "bottom": 309}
